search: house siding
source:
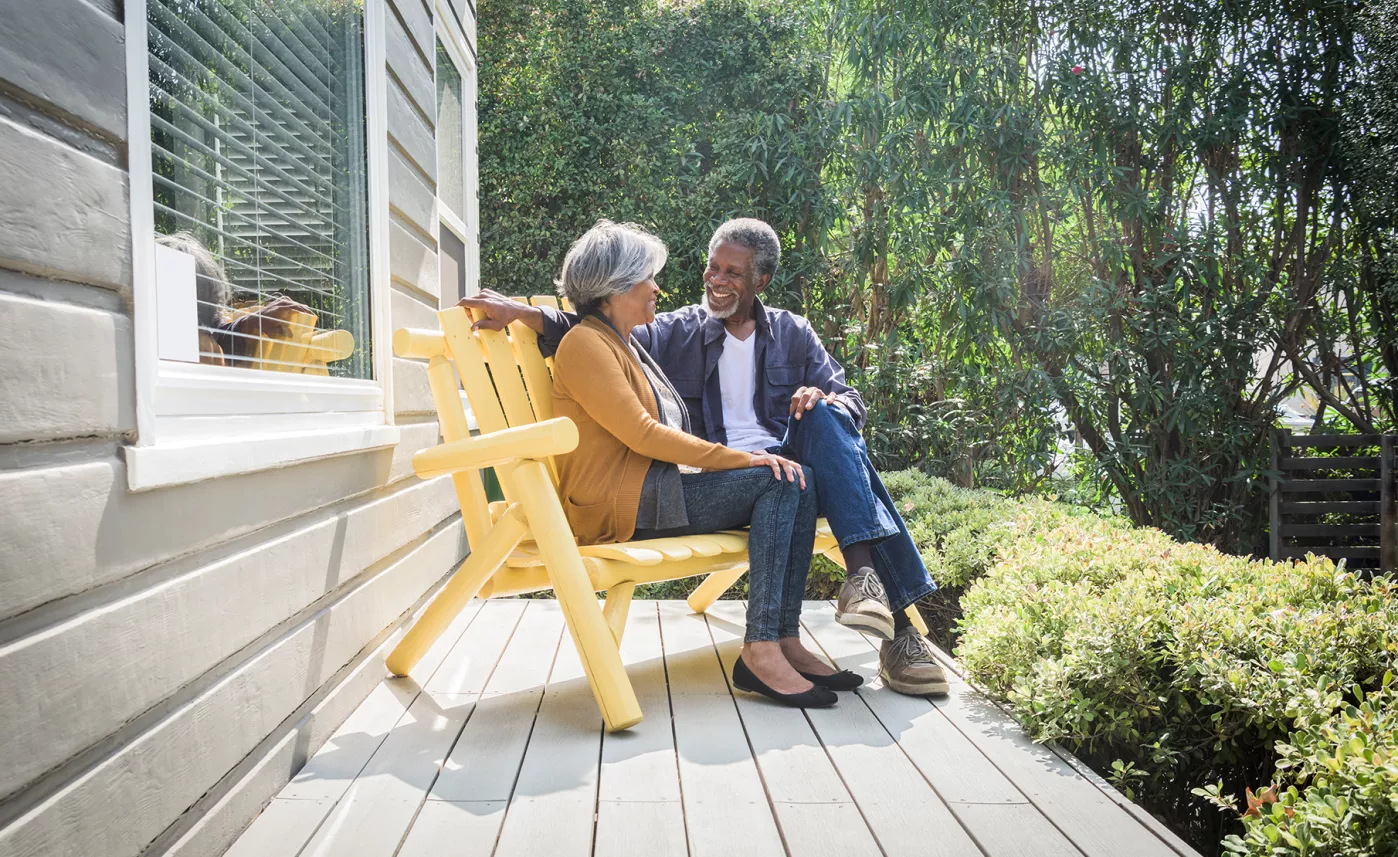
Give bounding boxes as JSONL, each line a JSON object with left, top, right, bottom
{"left": 0, "top": 2, "right": 476, "bottom": 857}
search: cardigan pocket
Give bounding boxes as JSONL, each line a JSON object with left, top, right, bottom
{"left": 562, "top": 495, "right": 616, "bottom": 545}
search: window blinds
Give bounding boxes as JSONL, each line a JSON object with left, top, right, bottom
{"left": 148, "top": 0, "right": 371, "bottom": 377}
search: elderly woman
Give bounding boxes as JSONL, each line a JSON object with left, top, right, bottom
{"left": 544, "top": 220, "right": 854, "bottom": 708}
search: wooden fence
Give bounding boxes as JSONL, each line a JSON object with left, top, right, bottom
{"left": 1269, "top": 431, "right": 1397, "bottom": 573}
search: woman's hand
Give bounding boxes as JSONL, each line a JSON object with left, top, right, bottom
{"left": 749, "top": 452, "right": 806, "bottom": 489}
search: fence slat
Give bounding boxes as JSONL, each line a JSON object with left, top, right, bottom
{"left": 1382, "top": 436, "right": 1396, "bottom": 574}
{"left": 1280, "top": 524, "right": 1382, "bottom": 538}
{"left": 1280, "top": 479, "right": 1381, "bottom": 493}
{"left": 1269, "top": 430, "right": 1283, "bottom": 562}
{"left": 1280, "top": 456, "right": 1381, "bottom": 471}
{"left": 1280, "top": 501, "right": 1382, "bottom": 515}
{"left": 1287, "top": 434, "right": 1382, "bottom": 448}
{"left": 1280, "top": 546, "right": 1382, "bottom": 560}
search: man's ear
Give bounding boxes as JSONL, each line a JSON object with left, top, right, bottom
{"left": 756, "top": 273, "right": 772, "bottom": 293}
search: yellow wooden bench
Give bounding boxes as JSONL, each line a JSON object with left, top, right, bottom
{"left": 387, "top": 297, "right": 925, "bottom": 731}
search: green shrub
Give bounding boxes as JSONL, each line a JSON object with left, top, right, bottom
{"left": 1215, "top": 680, "right": 1398, "bottom": 856}
{"left": 1196, "top": 673, "right": 1398, "bottom": 855}
{"left": 957, "top": 519, "right": 1398, "bottom": 852}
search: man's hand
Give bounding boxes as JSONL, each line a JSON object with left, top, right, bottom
{"left": 789, "top": 386, "right": 838, "bottom": 420}
{"left": 748, "top": 452, "right": 807, "bottom": 488}
{"left": 456, "top": 289, "right": 546, "bottom": 333}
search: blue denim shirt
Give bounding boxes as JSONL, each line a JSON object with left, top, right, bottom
{"left": 536, "top": 299, "right": 866, "bottom": 445}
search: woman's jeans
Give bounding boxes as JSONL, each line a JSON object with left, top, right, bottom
{"left": 632, "top": 466, "right": 817, "bottom": 642}
{"left": 777, "top": 401, "right": 936, "bottom": 611}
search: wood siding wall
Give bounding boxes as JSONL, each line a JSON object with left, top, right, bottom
{"left": 0, "top": 1, "right": 476, "bottom": 855}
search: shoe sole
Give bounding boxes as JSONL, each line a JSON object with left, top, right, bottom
{"left": 835, "top": 609, "right": 895, "bottom": 642}
{"left": 732, "top": 680, "right": 837, "bottom": 708}
{"left": 879, "top": 666, "right": 950, "bottom": 696}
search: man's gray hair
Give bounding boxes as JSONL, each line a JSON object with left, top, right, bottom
{"left": 556, "top": 219, "right": 668, "bottom": 316}
{"left": 708, "top": 218, "right": 781, "bottom": 281}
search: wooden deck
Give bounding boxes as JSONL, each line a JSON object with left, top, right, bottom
{"left": 224, "top": 600, "right": 1202, "bottom": 857}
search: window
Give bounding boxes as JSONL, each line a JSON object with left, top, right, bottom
{"left": 126, "top": 0, "right": 396, "bottom": 490}
{"left": 435, "top": 39, "right": 465, "bottom": 228}
{"left": 435, "top": 30, "right": 477, "bottom": 307}
{"left": 147, "top": 0, "right": 371, "bottom": 376}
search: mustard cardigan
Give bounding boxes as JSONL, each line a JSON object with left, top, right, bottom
{"left": 551, "top": 315, "right": 751, "bottom": 544}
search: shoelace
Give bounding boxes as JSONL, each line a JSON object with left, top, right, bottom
{"left": 888, "top": 630, "right": 936, "bottom": 665}
{"left": 853, "top": 568, "right": 887, "bottom": 604}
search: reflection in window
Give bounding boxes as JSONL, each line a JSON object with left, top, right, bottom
{"left": 436, "top": 39, "right": 465, "bottom": 223}
{"left": 148, "top": 0, "right": 371, "bottom": 377}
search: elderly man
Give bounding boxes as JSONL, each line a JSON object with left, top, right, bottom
{"left": 461, "top": 218, "right": 947, "bottom": 696}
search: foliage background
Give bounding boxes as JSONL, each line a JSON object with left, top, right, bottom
{"left": 477, "top": 0, "right": 1397, "bottom": 555}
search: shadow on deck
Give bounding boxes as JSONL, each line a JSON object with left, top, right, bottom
{"left": 224, "top": 600, "right": 1202, "bottom": 857}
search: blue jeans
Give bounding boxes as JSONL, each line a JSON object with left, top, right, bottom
{"left": 632, "top": 466, "right": 817, "bottom": 642}
{"left": 777, "top": 401, "right": 936, "bottom": 611}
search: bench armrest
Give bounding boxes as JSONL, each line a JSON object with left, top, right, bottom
{"left": 412, "top": 417, "right": 578, "bottom": 478}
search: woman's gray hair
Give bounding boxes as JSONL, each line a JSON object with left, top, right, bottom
{"left": 156, "top": 230, "right": 230, "bottom": 328}
{"left": 707, "top": 218, "right": 781, "bottom": 281}
{"left": 555, "top": 219, "right": 668, "bottom": 316}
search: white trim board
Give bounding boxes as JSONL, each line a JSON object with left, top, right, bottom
{"left": 125, "top": 424, "right": 402, "bottom": 491}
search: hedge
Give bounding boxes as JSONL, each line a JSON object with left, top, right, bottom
{"left": 878, "top": 468, "right": 1398, "bottom": 856}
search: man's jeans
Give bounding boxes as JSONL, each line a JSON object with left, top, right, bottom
{"left": 632, "top": 466, "right": 817, "bottom": 642}
{"left": 777, "top": 401, "right": 936, "bottom": 611}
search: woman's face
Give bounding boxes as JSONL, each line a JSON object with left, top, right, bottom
{"left": 609, "top": 275, "right": 660, "bottom": 325}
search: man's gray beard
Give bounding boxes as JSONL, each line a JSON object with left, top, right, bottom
{"left": 702, "top": 293, "right": 737, "bottom": 319}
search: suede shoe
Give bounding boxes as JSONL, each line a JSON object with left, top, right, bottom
{"left": 879, "top": 626, "right": 950, "bottom": 696}
{"left": 835, "top": 566, "right": 895, "bottom": 641}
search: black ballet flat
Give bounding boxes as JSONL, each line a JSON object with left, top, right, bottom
{"left": 732, "top": 656, "right": 838, "bottom": 708}
{"left": 800, "top": 669, "right": 864, "bottom": 691}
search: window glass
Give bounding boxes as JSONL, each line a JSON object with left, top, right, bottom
{"left": 438, "top": 227, "right": 466, "bottom": 307}
{"left": 148, "top": 0, "right": 372, "bottom": 378}
{"left": 436, "top": 39, "right": 465, "bottom": 222}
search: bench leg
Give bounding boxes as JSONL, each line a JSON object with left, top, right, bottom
{"left": 513, "top": 461, "right": 643, "bottom": 732}
{"left": 385, "top": 504, "right": 527, "bottom": 677}
{"left": 602, "top": 582, "right": 634, "bottom": 645}
{"left": 687, "top": 562, "right": 748, "bottom": 615}
{"left": 904, "top": 603, "right": 930, "bottom": 636}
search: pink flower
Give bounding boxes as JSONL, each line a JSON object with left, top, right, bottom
{"left": 1072, "top": 65, "right": 1083, "bottom": 75}
{"left": 903, "top": 502, "right": 915, "bottom": 512}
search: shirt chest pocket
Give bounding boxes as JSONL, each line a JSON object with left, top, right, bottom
{"left": 765, "top": 364, "right": 804, "bottom": 410}
{"left": 670, "top": 376, "right": 705, "bottom": 404}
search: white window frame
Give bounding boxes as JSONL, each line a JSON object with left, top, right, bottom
{"left": 123, "top": 0, "right": 399, "bottom": 490}
{"left": 434, "top": 3, "right": 480, "bottom": 305}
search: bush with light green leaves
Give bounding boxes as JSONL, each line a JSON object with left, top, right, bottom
{"left": 956, "top": 518, "right": 1398, "bottom": 853}
{"left": 1215, "top": 679, "right": 1398, "bottom": 856}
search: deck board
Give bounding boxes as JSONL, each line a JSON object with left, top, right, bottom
{"left": 224, "top": 594, "right": 489, "bottom": 857}
{"left": 659, "top": 601, "right": 786, "bottom": 857}
{"left": 595, "top": 601, "right": 687, "bottom": 857}
{"left": 490, "top": 617, "right": 603, "bottom": 857}
{"left": 295, "top": 594, "right": 522, "bottom": 857}
{"left": 799, "top": 604, "right": 1081, "bottom": 857}
{"left": 223, "top": 600, "right": 1201, "bottom": 857}
{"left": 705, "top": 601, "right": 883, "bottom": 857}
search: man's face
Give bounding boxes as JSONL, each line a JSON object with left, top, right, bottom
{"left": 702, "top": 241, "right": 767, "bottom": 320}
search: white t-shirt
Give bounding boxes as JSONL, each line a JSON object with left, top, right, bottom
{"left": 718, "top": 330, "right": 783, "bottom": 452}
